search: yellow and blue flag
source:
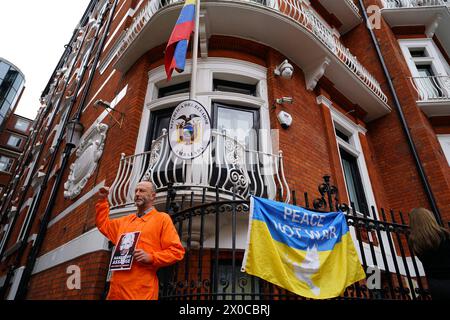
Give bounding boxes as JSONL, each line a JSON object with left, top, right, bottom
{"left": 242, "top": 196, "right": 366, "bottom": 299}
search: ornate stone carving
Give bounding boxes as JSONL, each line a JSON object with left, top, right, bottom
{"left": 64, "top": 123, "right": 108, "bottom": 199}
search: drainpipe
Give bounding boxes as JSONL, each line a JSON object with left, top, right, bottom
{"left": 357, "top": 0, "right": 443, "bottom": 225}
{"left": 14, "top": 0, "right": 119, "bottom": 300}
{"left": 0, "top": 7, "right": 97, "bottom": 300}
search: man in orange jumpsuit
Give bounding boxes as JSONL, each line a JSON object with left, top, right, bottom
{"left": 96, "top": 181, "right": 185, "bottom": 300}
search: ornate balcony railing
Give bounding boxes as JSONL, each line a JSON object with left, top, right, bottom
{"left": 409, "top": 75, "right": 450, "bottom": 101}
{"left": 383, "top": 0, "right": 450, "bottom": 8}
{"left": 116, "top": 0, "right": 387, "bottom": 104}
{"left": 345, "top": 0, "right": 361, "bottom": 14}
{"left": 108, "top": 129, "right": 290, "bottom": 208}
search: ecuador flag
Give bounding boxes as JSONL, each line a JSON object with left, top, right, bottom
{"left": 165, "top": 0, "right": 196, "bottom": 80}
{"left": 242, "top": 196, "right": 366, "bottom": 299}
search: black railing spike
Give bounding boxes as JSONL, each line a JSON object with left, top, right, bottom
{"left": 277, "top": 188, "right": 282, "bottom": 202}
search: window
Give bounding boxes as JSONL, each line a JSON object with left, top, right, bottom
{"left": 158, "top": 82, "right": 190, "bottom": 98}
{"left": 415, "top": 64, "right": 444, "bottom": 99}
{"left": 141, "top": 58, "right": 272, "bottom": 196}
{"left": 416, "top": 64, "right": 434, "bottom": 77}
{"left": 332, "top": 110, "right": 377, "bottom": 217}
{"left": 213, "top": 79, "right": 257, "bottom": 96}
{"left": 0, "top": 61, "right": 9, "bottom": 80}
{"left": 17, "top": 191, "right": 40, "bottom": 243}
{"left": 437, "top": 135, "right": 450, "bottom": 166}
{"left": 335, "top": 128, "right": 350, "bottom": 143}
{"left": 339, "top": 148, "right": 369, "bottom": 215}
{"left": 399, "top": 39, "right": 449, "bottom": 101}
{"left": 15, "top": 118, "right": 30, "bottom": 132}
{"left": 0, "top": 69, "right": 18, "bottom": 103}
{"left": 214, "top": 103, "right": 259, "bottom": 151}
{"left": 0, "top": 221, "right": 12, "bottom": 255}
{"left": 0, "top": 156, "right": 14, "bottom": 173}
{"left": 7, "top": 135, "right": 23, "bottom": 148}
{"left": 409, "top": 48, "right": 427, "bottom": 58}
{"left": 147, "top": 108, "right": 174, "bottom": 144}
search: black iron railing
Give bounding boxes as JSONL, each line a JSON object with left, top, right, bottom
{"left": 158, "top": 176, "right": 432, "bottom": 300}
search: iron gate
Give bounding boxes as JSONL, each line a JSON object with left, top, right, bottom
{"left": 158, "top": 176, "right": 432, "bottom": 300}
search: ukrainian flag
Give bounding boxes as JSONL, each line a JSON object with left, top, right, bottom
{"left": 242, "top": 196, "right": 366, "bottom": 299}
{"left": 165, "top": 0, "right": 196, "bottom": 80}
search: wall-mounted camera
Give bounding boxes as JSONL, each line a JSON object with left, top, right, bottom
{"left": 274, "top": 60, "right": 294, "bottom": 79}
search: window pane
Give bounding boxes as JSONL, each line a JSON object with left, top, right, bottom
{"left": 340, "top": 148, "right": 369, "bottom": 215}
{"left": 12, "top": 74, "right": 24, "bottom": 91}
{"left": 335, "top": 128, "right": 350, "bottom": 143}
{"left": 417, "top": 64, "right": 434, "bottom": 77}
{"left": 0, "top": 156, "right": 13, "bottom": 172}
{"left": 0, "top": 62, "right": 9, "bottom": 80}
{"left": 5, "top": 87, "right": 17, "bottom": 104}
{"left": 217, "top": 106, "right": 257, "bottom": 150}
{"left": 7, "top": 135, "right": 22, "bottom": 148}
{"left": 410, "top": 48, "right": 427, "bottom": 58}
{"left": 158, "top": 82, "right": 190, "bottom": 98}
{"left": 15, "top": 118, "right": 29, "bottom": 132}
{"left": 213, "top": 79, "right": 256, "bottom": 96}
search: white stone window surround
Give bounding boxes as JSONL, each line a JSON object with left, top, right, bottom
{"left": 437, "top": 134, "right": 450, "bottom": 166}
{"left": 0, "top": 220, "right": 11, "bottom": 255}
{"left": 321, "top": 98, "right": 378, "bottom": 218}
{"left": 16, "top": 187, "right": 41, "bottom": 244}
{"left": 135, "top": 57, "right": 272, "bottom": 159}
{"left": 399, "top": 38, "right": 449, "bottom": 78}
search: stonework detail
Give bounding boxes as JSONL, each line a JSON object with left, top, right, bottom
{"left": 64, "top": 123, "right": 108, "bottom": 199}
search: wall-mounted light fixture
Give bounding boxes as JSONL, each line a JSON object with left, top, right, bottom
{"left": 274, "top": 60, "right": 294, "bottom": 79}
{"left": 275, "top": 96, "right": 294, "bottom": 104}
{"left": 94, "top": 99, "right": 125, "bottom": 128}
{"left": 66, "top": 119, "right": 84, "bottom": 148}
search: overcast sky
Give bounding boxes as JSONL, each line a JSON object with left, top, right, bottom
{"left": 0, "top": 0, "right": 91, "bottom": 120}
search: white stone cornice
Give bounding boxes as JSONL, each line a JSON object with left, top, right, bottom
{"left": 316, "top": 95, "right": 333, "bottom": 109}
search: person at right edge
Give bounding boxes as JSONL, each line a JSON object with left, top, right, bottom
{"left": 409, "top": 208, "right": 450, "bottom": 300}
{"left": 96, "top": 181, "right": 185, "bottom": 300}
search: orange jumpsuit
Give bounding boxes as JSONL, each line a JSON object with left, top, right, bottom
{"left": 95, "top": 198, "right": 185, "bottom": 300}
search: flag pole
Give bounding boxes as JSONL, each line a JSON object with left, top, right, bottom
{"left": 189, "top": 0, "right": 200, "bottom": 100}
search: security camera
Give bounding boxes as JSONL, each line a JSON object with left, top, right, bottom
{"left": 274, "top": 60, "right": 294, "bottom": 79}
{"left": 277, "top": 111, "right": 293, "bottom": 129}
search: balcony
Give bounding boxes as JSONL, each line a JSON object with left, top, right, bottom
{"left": 108, "top": 130, "right": 290, "bottom": 209}
{"left": 382, "top": 0, "right": 450, "bottom": 54}
{"left": 115, "top": 0, "right": 391, "bottom": 122}
{"left": 410, "top": 75, "right": 450, "bottom": 116}
{"left": 318, "top": 0, "right": 362, "bottom": 34}
{"left": 383, "top": 0, "right": 449, "bottom": 9}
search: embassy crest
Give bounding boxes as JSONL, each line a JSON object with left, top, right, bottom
{"left": 169, "top": 100, "right": 211, "bottom": 160}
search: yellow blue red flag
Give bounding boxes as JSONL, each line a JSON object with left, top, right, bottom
{"left": 242, "top": 196, "right": 366, "bottom": 299}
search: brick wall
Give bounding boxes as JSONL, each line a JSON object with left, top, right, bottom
{"left": 26, "top": 251, "right": 110, "bottom": 300}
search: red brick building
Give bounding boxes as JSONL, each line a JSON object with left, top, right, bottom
{"left": 0, "top": 0, "right": 449, "bottom": 300}
{"left": 0, "top": 114, "right": 33, "bottom": 203}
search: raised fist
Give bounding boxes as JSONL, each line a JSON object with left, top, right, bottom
{"left": 98, "top": 186, "right": 110, "bottom": 200}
